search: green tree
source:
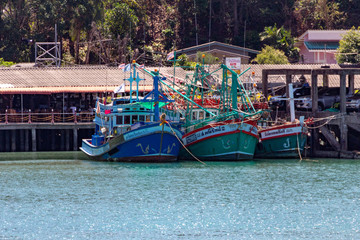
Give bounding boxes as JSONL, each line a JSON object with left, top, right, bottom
{"left": 260, "top": 25, "right": 299, "bottom": 63}
{"left": 105, "top": 3, "right": 138, "bottom": 39}
{"left": 336, "top": 27, "right": 360, "bottom": 64}
{"left": 0, "top": 0, "right": 31, "bottom": 62}
{"left": 252, "top": 45, "right": 289, "bottom": 64}
{"left": 195, "top": 51, "right": 219, "bottom": 64}
{"left": 293, "top": 0, "right": 345, "bottom": 34}
{"left": 0, "top": 58, "right": 15, "bottom": 66}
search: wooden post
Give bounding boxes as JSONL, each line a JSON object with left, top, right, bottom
{"left": 25, "top": 129, "right": 29, "bottom": 152}
{"left": 31, "top": 128, "right": 36, "bottom": 152}
{"left": 311, "top": 71, "right": 318, "bottom": 114}
{"left": 262, "top": 70, "right": 268, "bottom": 100}
{"left": 73, "top": 128, "right": 78, "bottom": 151}
{"left": 51, "top": 129, "right": 56, "bottom": 151}
{"left": 323, "top": 73, "right": 329, "bottom": 87}
{"left": 11, "top": 130, "right": 16, "bottom": 152}
{"left": 340, "top": 72, "right": 348, "bottom": 151}
{"left": 60, "top": 129, "right": 65, "bottom": 150}
{"left": 20, "top": 129, "right": 25, "bottom": 151}
{"left": 65, "top": 129, "right": 70, "bottom": 151}
{"left": 348, "top": 74, "right": 355, "bottom": 94}
{"left": 5, "top": 131, "right": 10, "bottom": 151}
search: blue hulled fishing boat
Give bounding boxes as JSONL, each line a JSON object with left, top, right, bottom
{"left": 80, "top": 63, "right": 183, "bottom": 162}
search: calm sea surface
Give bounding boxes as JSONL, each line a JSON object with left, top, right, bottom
{"left": 0, "top": 152, "right": 359, "bottom": 240}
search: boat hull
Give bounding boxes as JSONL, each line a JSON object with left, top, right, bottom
{"left": 80, "top": 123, "right": 182, "bottom": 162}
{"left": 179, "top": 120, "right": 258, "bottom": 161}
{"left": 255, "top": 123, "right": 308, "bottom": 158}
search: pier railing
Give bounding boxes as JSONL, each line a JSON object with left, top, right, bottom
{"left": 0, "top": 111, "right": 94, "bottom": 124}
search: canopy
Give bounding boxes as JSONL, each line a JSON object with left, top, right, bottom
{"left": 138, "top": 102, "right": 169, "bottom": 110}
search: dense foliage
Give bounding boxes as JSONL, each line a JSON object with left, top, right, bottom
{"left": 0, "top": 0, "right": 359, "bottom": 65}
{"left": 336, "top": 27, "right": 360, "bottom": 64}
{"left": 252, "top": 45, "right": 289, "bottom": 64}
{"left": 0, "top": 58, "right": 15, "bottom": 67}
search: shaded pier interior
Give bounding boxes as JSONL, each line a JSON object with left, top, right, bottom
{"left": 262, "top": 67, "right": 360, "bottom": 159}
{"left": 0, "top": 123, "right": 93, "bottom": 152}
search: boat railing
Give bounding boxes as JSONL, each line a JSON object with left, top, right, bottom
{"left": 0, "top": 110, "right": 94, "bottom": 124}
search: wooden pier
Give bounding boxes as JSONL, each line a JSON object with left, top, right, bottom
{"left": 262, "top": 67, "right": 360, "bottom": 159}
{"left": 0, "top": 112, "right": 94, "bottom": 152}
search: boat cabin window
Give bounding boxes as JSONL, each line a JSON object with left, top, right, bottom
{"left": 192, "top": 111, "right": 197, "bottom": 121}
{"left": 199, "top": 111, "right": 204, "bottom": 120}
{"left": 131, "top": 115, "right": 138, "bottom": 124}
{"left": 116, "top": 116, "right": 123, "bottom": 125}
{"left": 139, "top": 115, "right": 145, "bottom": 122}
{"left": 146, "top": 116, "right": 151, "bottom": 122}
{"left": 124, "top": 115, "right": 130, "bottom": 124}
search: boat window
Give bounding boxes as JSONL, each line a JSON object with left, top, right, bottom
{"left": 116, "top": 116, "right": 123, "bottom": 125}
{"left": 146, "top": 116, "right": 151, "bottom": 122}
{"left": 131, "top": 115, "right": 138, "bottom": 124}
{"left": 139, "top": 115, "right": 145, "bottom": 122}
{"left": 192, "top": 111, "right": 198, "bottom": 120}
{"left": 199, "top": 111, "right": 204, "bottom": 120}
{"left": 206, "top": 112, "right": 210, "bottom": 118}
{"left": 124, "top": 115, "right": 130, "bottom": 124}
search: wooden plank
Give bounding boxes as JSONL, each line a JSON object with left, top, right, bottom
{"left": 339, "top": 73, "right": 348, "bottom": 151}
{"left": 319, "top": 126, "right": 340, "bottom": 151}
{"left": 311, "top": 72, "right": 318, "bottom": 114}
{"left": 31, "top": 128, "right": 36, "bottom": 152}
{"left": 348, "top": 74, "right": 355, "bottom": 94}
{"left": 261, "top": 71, "right": 268, "bottom": 99}
{"left": 340, "top": 73, "right": 346, "bottom": 113}
{"left": 323, "top": 73, "right": 329, "bottom": 87}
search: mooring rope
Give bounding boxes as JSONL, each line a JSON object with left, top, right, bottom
{"left": 305, "top": 113, "right": 342, "bottom": 129}
{"left": 296, "top": 132, "right": 303, "bottom": 161}
{"left": 166, "top": 121, "right": 206, "bottom": 165}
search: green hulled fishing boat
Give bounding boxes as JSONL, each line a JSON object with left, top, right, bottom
{"left": 160, "top": 60, "right": 262, "bottom": 161}
{"left": 255, "top": 120, "right": 308, "bottom": 158}
{"left": 255, "top": 84, "right": 309, "bottom": 159}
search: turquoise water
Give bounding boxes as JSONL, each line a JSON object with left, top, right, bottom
{"left": 0, "top": 154, "right": 359, "bottom": 239}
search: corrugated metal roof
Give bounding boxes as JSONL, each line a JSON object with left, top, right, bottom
{"left": 1, "top": 64, "right": 360, "bottom": 94}
{"left": 0, "top": 66, "right": 189, "bottom": 93}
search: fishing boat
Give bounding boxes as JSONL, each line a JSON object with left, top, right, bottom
{"left": 160, "top": 62, "right": 262, "bottom": 161}
{"left": 255, "top": 118, "right": 308, "bottom": 158}
{"left": 255, "top": 84, "right": 309, "bottom": 158}
{"left": 80, "top": 63, "right": 183, "bottom": 162}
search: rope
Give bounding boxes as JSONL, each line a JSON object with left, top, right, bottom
{"left": 296, "top": 132, "right": 303, "bottom": 161}
{"left": 306, "top": 113, "right": 342, "bottom": 129}
{"left": 166, "top": 121, "right": 206, "bottom": 165}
